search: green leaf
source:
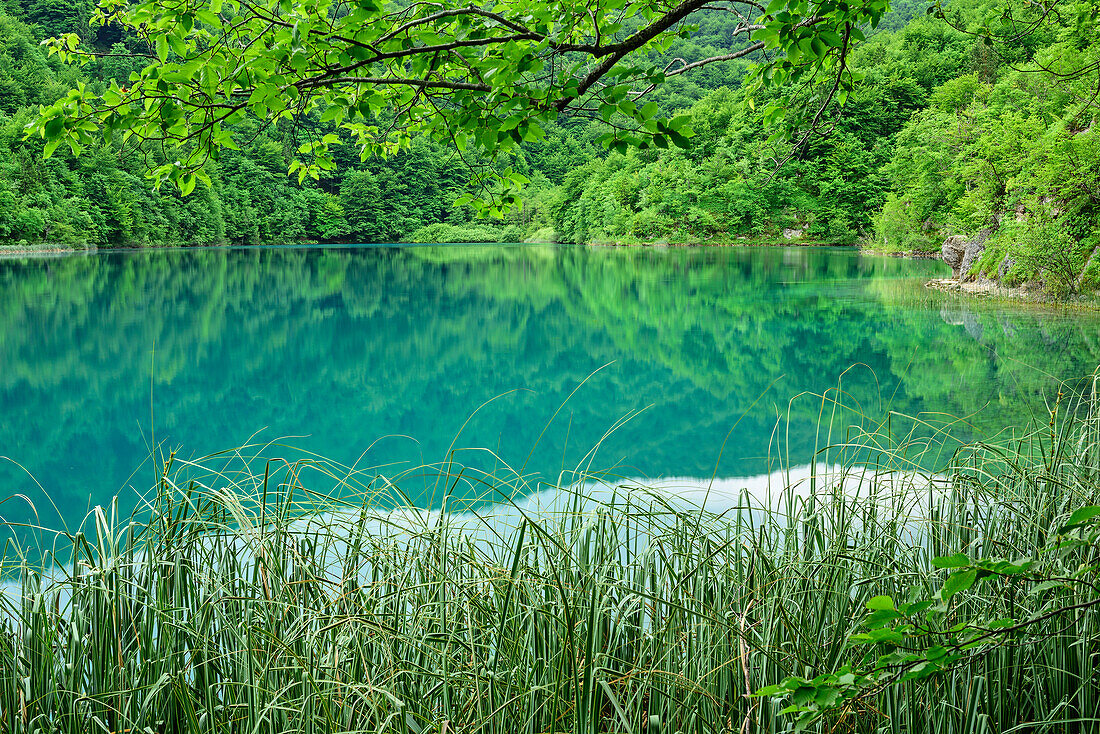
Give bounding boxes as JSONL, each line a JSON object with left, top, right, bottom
{"left": 925, "top": 645, "right": 949, "bottom": 661}
{"left": 866, "top": 595, "right": 895, "bottom": 611}
{"left": 898, "top": 599, "right": 933, "bottom": 616}
{"left": 668, "top": 114, "right": 692, "bottom": 131}
{"left": 932, "top": 553, "right": 970, "bottom": 569}
{"left": 668, "top": 130, "right": 691, "bottom": 148}
{"left": 43, "top": 116, "right": 65, "bottom": 140}
{"left": 863, "top": 610, "right": 903, "bottom": 630}
{"left": 754, "top": 684, "right": 787, "bottom": 697}
{"left": 522, "top": 121, "right": 544, "bottom": 142}
{"left": 43, "top": 137, "right": 62, "bottom": 158}
{"left": 1030, "top": 579, "right": 1066, "bottom": 595}
{"left": 941, "top": 569, "right": 977, "bottom": 600}
{"left": 1061, "top": 506, "right": 1100, "bottom": 531}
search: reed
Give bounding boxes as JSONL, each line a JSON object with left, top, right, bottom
{"left": 1, "top": 384, "right": 1099, "bottom": 733}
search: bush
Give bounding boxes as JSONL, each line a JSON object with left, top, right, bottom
{"left": 405, "top": 222, "right": 507, "bottom": 243}
{"left": 524, "top": 226, "right": 558, "bottom": 243}
{"left": 875, "top": 194, "right": 941, "bottom": 253}
{"left": 1009, "top": 214, "right": 1091, "bottom": 298}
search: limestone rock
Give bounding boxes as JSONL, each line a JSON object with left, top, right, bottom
{"left": 959, "top": 228, "right": 994, "bottom": 282}
{"left": 941, "top": 228, "right": 994, "bottom": 281}
{"left": 941, "top": 236, "right": 968, "bottom": 278}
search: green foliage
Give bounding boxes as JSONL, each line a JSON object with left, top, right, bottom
{"left": 760, "top": 386, "right": 1100, "bottom": 729}
{"left": 31, "top": 0, "right": 91, "bottom": 36}
{"left": 406, "top": 222, "right": 524, "bottom": 243}
{"left": 878, "top": 0, "right": 1100, "bottom": 293}
{"left": 0, "top": 12, "right": 63, "bottom": 114}
{"left": 1008, "top": 215, "right": 1093, "bottom": 298}
{"left": 1, "top": 0, "right": 1098, "bottom": 265}
{"left": 875, "top": 193, "right": 940, "bottom": 252}
{"left": 22, "top": 0, "right": 919, "bottom": 218}
{"left": 551, "top": 70, "right": 912, "bottom": 245}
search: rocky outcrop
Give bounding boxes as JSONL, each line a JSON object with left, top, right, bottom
{"left": 941, "top": 236, "right": 968, "bottom": 278}
{"left": 941, "top": 227, "right": 995, "bottom": 281}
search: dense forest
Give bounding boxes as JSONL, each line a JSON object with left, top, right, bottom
{"left": 0, "top": 0, "right": 1098, "bottom": 293}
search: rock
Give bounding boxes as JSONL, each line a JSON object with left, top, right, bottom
{"left": 941, "top": 227, "right": 994, "bottom": 281}
{"left": 963, "top": 311, "right": 983, "bottom": 340}
{"left": 958, "top": 228, "right": 994, "bottom": 282}
{"left": 782, "top": 227, "right": 804, "bottom": 240}
{"left": 941, "top": 236, "right": 968, "bottom": 278}
{"left": 940, "top": 304, "right": 966, "bottom": 326}
{"left": 998, "top": 256, "right": 1015, "bottom": 282}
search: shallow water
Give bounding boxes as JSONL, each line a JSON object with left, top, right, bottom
{"left": 0, "top": 244, "right": 1095, "bottom": 533}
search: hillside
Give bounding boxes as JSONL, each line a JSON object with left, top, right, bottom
{"left": 2, "top": 0, "right": 1098, "bottom": 296}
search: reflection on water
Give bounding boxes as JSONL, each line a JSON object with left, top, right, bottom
{"left": 0, "top": 463, "right": 941, "bottom": 600}
{"left": 323, "top": 463, "right": 942, "bottom": 545}
{"left": 0, "top": 244, "right": 1096, "bottom": 531}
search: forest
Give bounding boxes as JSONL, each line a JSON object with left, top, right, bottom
{"left": 0, "top": 0, "right": 1097, "bottom": 294}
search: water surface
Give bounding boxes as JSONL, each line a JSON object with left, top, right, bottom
{"left": 0, "top": 245, "right": 1095, "bottom": 531}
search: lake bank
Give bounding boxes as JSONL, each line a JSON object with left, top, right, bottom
{"left": 925, "top": 276, "right": 1100, "bottom": 310}
{"left": 0, "top": 244, "right": 90, "bottom": 259}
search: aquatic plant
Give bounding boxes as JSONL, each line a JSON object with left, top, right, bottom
{"left": 1, "top": 382, "right": 1099, "bottom": 733}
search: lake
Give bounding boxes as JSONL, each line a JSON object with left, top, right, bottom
{"left": 0, "top": 244, "right": 1096, "bottom": 533}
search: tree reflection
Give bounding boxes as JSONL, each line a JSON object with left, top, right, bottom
{"left": 0, "top": 246, "right": 1093, "bottom": 530}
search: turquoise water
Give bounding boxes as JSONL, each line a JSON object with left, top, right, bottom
{"left": 0, "top": 244, "right": 1096, "bottom": 531}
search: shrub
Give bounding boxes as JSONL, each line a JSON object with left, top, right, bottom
{"left": 405, "top": 222, "right": 507, "bottom": 243}
{"left": 1009, "top": 214, "right": 1091, "bottom": 298}
{"left": 875, "top": 194, "right": 941, "bottom": 253}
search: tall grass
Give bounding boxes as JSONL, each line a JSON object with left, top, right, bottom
{"left": 1, "top": 385, "right": 1099, "bottom": 732}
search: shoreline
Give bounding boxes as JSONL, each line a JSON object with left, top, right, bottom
{"left": 0, "top": 245, "right": 90, "bottom": 259}
{"left": 0, "top": 240, "right": 1092, "bottom": 311}
{"left": 925, "top": 277, "right": 1037, "bottom": 300}
{"left": 584, "top": 237, "right": 858, "bottom": 248}
{"left": 860, "top": 246, "right": 941, "bottom": 260}
{"left": 925, "top": 277, "right": 1100, "bottom": 310}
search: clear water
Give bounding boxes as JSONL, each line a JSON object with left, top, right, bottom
{"left": 0, "top": 244, "right": 1095, "bottom": 531}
